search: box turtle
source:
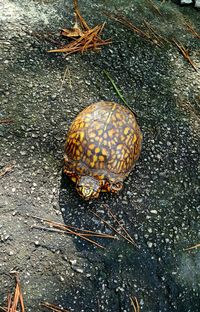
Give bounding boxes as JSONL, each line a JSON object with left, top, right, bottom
{"left": 64, "top": 101, "right": 142, "bottom": 200}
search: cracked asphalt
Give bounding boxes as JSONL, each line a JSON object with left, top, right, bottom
{"left": 0, "top": 1, "right": 200, "bottom": 311}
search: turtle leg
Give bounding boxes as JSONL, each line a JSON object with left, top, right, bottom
{"left": 63, "top": 167, "right": 78, "bottom": 183}
{"left": 102, "top": 180, "right": 123, "bottom": 193}
{"left": 110, "top": 181, "right": 123, "bottom": 193}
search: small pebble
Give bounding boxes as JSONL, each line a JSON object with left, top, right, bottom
{"left": 147, "top": 242, "right": 153, "bottom": 248}
{"left": 150, "top": 210, "right": 158, "bottom": 214}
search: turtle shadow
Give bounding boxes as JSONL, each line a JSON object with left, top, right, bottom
{"left": 58, "top": 170, "right": 130, "bottom": 252}
{"left": 59, "top": 171, "right": 109, "bottom": 218}
{"left": 58, "top": 173, "right": 182, "bottom": 312}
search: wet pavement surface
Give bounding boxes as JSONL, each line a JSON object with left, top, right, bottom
{"left": 0, "top": 1, "right": 200, "bottom": 311}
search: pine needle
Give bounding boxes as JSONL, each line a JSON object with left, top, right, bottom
{"left": 41, "top": 302, "right": 70, "bottom": 312}
{"left": 60, "top": 66, "right": 72, "bottom": 91}
{"left": 25, "top": 214, "right": 117, "bottom": 249}
{"left": 172, "top": 38, "right": 198, "bottom": 71}
{"left": 103, "top": 204, "right": 137, "bottom": 246}
{"left": 146, "top": 0, "right": 162, "bottom": 16}
{"left": 130, "top": 296, "right": 140, "bottom": 312}
{"left": 184, "top": 243, "right": 200, "bottom": 251}
{"left": 103, "top": 70, "right": 136, "bottom": 115}
{"left": 104, "top": 11, "right": 160, "bottom": 46}
{"left": 90, "top": 210, "right": 137, "bottom": 247}
{"left": 185, "top": 21, "right": 200, "bottom": 39}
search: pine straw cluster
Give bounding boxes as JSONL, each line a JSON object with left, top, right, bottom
{"left": 0, "top": 273, "right": 25, "bottom": 312}
{"left": 48, "top": 0, "right": 111, "bottom": 55}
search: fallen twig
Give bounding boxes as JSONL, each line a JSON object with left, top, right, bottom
{"left": 172, "top": 38, "right": 198, "bottom": 71}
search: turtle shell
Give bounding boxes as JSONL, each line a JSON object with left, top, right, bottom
{"left": 64, "top": 101, "right": 142, "bottom": 186}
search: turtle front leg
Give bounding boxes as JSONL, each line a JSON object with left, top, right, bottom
{"left": 110, "top": 181, "right": 123, "bottom": 193}
{"left": 63, "top": 164, "right": 78, "bottom": 184}
{"left": 102, "top": 180, "right": 123, "bottom": 193}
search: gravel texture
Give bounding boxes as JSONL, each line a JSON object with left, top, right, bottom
{"left": 0, "top": 1, "right": 200, "bottom": 311}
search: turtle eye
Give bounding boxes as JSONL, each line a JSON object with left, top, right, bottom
{"left": 111, "top": 182, "right": 123, "bottom": 192}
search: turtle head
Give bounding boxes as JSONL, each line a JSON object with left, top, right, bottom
{"left": 76, "top": 176, "right": 101, "bottom": 200}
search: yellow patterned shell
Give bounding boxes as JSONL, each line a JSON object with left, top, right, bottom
{"left": 64, "top": 101, "right": 142, "bottom": 184}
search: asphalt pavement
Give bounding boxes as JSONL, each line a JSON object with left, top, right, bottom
{"left": 0, "top": 1, "right": 200, "bottom": 311}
